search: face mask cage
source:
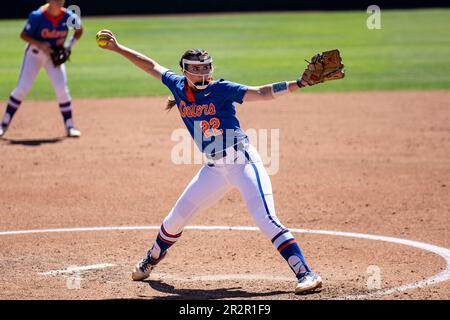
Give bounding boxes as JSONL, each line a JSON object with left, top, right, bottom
{"left": 182, "top": 58, "right": 214, "bottom": 90}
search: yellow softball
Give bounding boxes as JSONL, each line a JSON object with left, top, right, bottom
{"left": 96, "top": 31, "right": 109, "bottom": 47}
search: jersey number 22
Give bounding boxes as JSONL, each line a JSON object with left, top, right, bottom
{"left": 201, "top": 118, "right": 223, "bottom": 138}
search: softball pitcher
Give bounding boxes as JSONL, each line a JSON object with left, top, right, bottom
{"left": 0, "top": 0, "right": 83, "bottom": 138}
{"left": 96, "top": 29, "right": 343, "bottom": 294}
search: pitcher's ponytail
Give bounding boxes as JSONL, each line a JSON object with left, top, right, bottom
{"left": 166, "top": 96, "right": 176, "bottom": 111}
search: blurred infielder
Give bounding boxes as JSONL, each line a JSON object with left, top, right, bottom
{"left": 0, "top": 0, "right": 83, "bottom": 138}
{"left": 97, "top": 29, "right": 344, "bottom": 294}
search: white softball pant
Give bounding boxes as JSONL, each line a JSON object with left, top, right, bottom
{"left": 11, "top": 44, "right": 71, "bottom": 103}
{"left": 162, "top": 140, "right": 285, "bottom": 241}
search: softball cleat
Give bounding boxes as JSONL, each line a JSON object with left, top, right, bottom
{"left": 67, "top": 127, "right": 81, "bottom": 138}
{"left": 295, "top": 272, "right": 323, "bottom": 294}
{"left": 0, "top": 124, "right": 8, "bottom": 138}
{"left": 131, "top": 249, "right": 167, "bottom": 281}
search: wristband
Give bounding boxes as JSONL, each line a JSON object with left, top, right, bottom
{"left": 271, "top": 81, "right": 289, "bottom": 96}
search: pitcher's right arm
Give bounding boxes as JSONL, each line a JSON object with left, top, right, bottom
{"left": 96, "top": 29, "right": 168, "bottom": 81}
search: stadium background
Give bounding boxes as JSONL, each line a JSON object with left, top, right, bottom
{"left": 2, "top": 1, "right": 449, "bottom": 18}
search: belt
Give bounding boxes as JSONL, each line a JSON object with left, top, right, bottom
{"left": 205, "top": 140, "right": 246, "bottom": 163}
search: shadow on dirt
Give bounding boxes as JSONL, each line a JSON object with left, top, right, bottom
{"left": 2, "top": 137, "right": 65, "bottom": 146}
{"left": 139, "top": 279, "right": 294, "bottom": 300}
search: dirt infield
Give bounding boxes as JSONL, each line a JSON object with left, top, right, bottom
{"left": 0, "top": 91, "right": 449, "bottom": 300}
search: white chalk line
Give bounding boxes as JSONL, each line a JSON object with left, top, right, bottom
{"left": 1, "top": 225, "right": 449, "bottom": 299}
{"left": 38, "top": 263, "right": 115, "bottom": 276}
{"left": 305, "top": 229, "right": 450, "bottom": 300}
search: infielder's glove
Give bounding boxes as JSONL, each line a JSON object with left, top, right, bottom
{"left": 51, "top": 45, "right": 71, "bottom": 67}
{"left": 299, "top": 49, "right": 345, "bottom": 86}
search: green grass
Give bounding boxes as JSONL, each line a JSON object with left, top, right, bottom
{"left": 0, "top": 9, "right": 450, "bottom": 100}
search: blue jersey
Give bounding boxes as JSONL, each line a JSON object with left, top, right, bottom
{"left": 162, "top": 71, "right": 248, "bottom": 154}
{"left": 22, "top": 6, "right": 80, "bottom": 48}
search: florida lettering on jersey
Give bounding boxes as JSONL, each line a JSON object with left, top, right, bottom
{"left": 23, "top": 5, "right": 80, "bottom": 48}
{"left": 162, "top": 71, "right": 248, "bottom": 154}
{"left": 178, "top": 101, "right": 217, "bottom": 118}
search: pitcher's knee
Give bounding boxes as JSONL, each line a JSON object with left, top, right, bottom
{"left": 163, "top": 198, "right": 199, "bottom": 233}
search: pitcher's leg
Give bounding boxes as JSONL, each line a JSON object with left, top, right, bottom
{"left": 132, "top": 165, "right": 230, "bottom": 280}
{"left": 154, "top": 165, "right": 230, "bottom": 257}
{"left": 229, "top": 148, "right": 315, "bottom": 284}
{"left": 162, "top": 165, "right": 230, "bottom": 234}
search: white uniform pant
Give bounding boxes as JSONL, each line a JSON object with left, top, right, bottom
{"left": 11, "top": 44, "right": 71, "bottom": 103}
{"left": 163, "top": 140, "right": 285, "bottom": 241}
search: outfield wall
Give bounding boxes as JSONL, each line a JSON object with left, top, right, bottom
{"left": 1, "top": 0, "right": 449, "bottom": 19}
